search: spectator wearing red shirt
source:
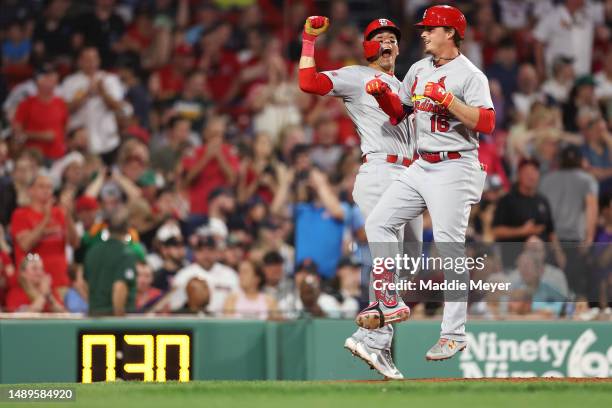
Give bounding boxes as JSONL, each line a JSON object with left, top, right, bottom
{"left": 149, "top": 44, "right": 194, "bottom": 103}
{"left": 179, "top": 116, "right": 239, "bottom": 217}
{"left": 10, "top": 173, "right": 79, "bottom": 296}
{"left": 0, "top": 247, "right": 14, "bottom": 308}
{"left": 5, "top": 253, "right": 65, "bottom": 313}
{"left": 12, "top": 63, "right": 68, "bottom": 160}
{"left": 197, "top": 23, "right": 241, "bottom": 103}
{"left": 478, "top": 134, "right": 511, "bottom": 191}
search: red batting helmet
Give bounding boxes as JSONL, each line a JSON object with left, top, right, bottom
{"left": 363, "top": 18, "right": 402, "bottom": 42}
{"left": 414, "top": 5, "right": 467, "bottom": 39}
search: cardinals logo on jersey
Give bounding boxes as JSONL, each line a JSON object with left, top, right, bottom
{"left": 437, "top": 76, "right": 446, "bottom": 88}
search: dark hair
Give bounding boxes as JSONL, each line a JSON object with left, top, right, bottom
{"left": 253, "top": 263, "right": 266, "bottom": 290}
{"left": 263, "top": 251, "right": 283, "bottom": 266}
{"left": 167, "top": 116, "right": 190, "bottom": 130}
{"left": 559, "top": 145, "right": 582, "bottom": 169}
{"left": 67, "top": 126, "right": 86, "bottom": 141}
{"left": 443, "top": 27, "right": 462, "bottom": 47}
{"left": 518, "top": 157, "right": 540, "bottom": 171}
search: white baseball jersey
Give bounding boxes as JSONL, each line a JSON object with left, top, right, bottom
{"left": 399, "top": 55, "right": 493, "bottom": 153}
{"left": 322, "top": 65, "right": 415, "bottom": 157}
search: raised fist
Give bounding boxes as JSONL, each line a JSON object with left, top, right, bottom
{"left": 424, "top": 81, "right": 455, "bottom": 108}
{"left": 304, "top": 16, "right": 330, "bottom": 38}
{"left": 365, "top": 78, "right": 390, "bottom": 97}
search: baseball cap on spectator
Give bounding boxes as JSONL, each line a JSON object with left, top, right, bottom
{"left": 75, "top": 195, "right": 99, "bottom": 212}
{"left": 574, "top": 75, "right": 596, "bottom": 88}
{"left": 156, "top": 222, "right": 183, "bottom": 246}
{"left": 192, "top": 226, "right": 217, "bottom": 248}
{"left": 518, "top": 157, "right": 540, "bottom": 171}
{"left": 137, "top": 169, "right": 159, "bottom": 188}
{"left": 34, "top": 61, "right": 57, "bottom": 78}
{"left": 552, "top": 56, "right": 574, "bottom": 73}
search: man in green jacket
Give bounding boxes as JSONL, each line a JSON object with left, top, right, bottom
{"left": 84, "top": 206, "right": 138, "bottom": 316}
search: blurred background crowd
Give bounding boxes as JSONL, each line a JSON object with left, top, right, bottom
{"left": 0, "top": 0, "right": 610, "bottom": 320}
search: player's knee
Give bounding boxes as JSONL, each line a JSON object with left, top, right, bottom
{"left": 365, "top": 215, "right": 392, "bottom": 239}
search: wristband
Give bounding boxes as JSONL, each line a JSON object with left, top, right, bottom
{"left": 302, "top": 39, "right": 315, "bottom": 58}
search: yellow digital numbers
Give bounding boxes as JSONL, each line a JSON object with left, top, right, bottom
{"left": 80, "top": 333, "right": 191, "bottom": 383}
{"left": 123, "top": 335, "right": 155, "bottom": 381}
{"left": 82, "top": 334, "right": 116, "bottom": 383}
{"left": 155, "top": 335, "right": 191, "bottom": 382}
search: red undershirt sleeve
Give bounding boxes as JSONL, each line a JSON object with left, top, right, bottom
{"left": 474, "top": 108, "right": 496, "bottom": 134}
{"left": 298, "top": 67, "right": 333, "bottom": 96}
{"left": 375, "top": 91, "right": 407, "bottom": 125}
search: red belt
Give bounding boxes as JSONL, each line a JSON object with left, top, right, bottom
{"left": 420, "top": 151, "right": 461, "bottom": 163}
{"left": 362, "top": 154, "right": 412, "bottom": 167}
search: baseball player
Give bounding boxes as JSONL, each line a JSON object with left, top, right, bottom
{"left": 361, "top": 5, "right": 495, "bottom": 361}
{"left": 298, "top": 16, "right": 422, "bottom": 378}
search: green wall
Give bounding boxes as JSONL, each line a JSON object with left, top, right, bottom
{"left": 1, "top": 319, "right": 610, "bottom": 383}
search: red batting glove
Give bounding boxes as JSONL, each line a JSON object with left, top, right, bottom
{"left": 365, "top": 78, "right": 390, "bottom": 97}
{"left": 424, "top": 82, "right": 455, "bottom": 108}
{"left": 303, "top": 16, "right": 330, "bottom": 42}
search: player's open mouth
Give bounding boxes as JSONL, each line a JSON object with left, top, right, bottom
{"left": 381, "top": 48, "right": 392, "bottom": 57}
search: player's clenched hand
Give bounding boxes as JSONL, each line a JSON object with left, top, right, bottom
{"left": 304, "top": 16, "right": 329, "bottom": 39}
{"left": 365, "top": 78, "right": 389, "bottom": 97}
{"left": 424, "top": 82, "right": 455, "bottom": 108}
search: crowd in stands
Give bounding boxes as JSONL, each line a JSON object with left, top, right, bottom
{"left": 0, "top": 0, "right": 610, "bottom": 320}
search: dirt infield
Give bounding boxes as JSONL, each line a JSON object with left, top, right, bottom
{"left": 333, "top": 377, "right": 612, "bottom": 384}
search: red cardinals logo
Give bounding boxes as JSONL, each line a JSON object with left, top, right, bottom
{"left": 437, "top": 76, "right": 446, "bottom": 88}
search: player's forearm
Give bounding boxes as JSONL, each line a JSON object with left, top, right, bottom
{"left": 217, "top": 157, "right": 237, "bottom": 185}
{"left": 374, "top": 91, "right": 406, "bottom": 124}
{"left": 298, "top": 17, "right": 333, "bottom": 96}
{"left": 584, "top": 195, "right": 598, "bottom": 244}
{"left": 299, "top": 55, "right": 315, "bottom": 70}
{"left": 184, "top": 155, "right": 213, "bottom": 185}
{"left": 447, "top": 100, "right": 495, "bottom": 133}
{"left": 112, "top": 280, "right": 128, "bottom": 316}
{"left": 316, "top": 184, "right": 344, "bottom": 220}
{"left": 16, "top": 222, "right": 49, "bottom": 253}
{"left": 25, "top": 130, "right": 55, "bottom": 141}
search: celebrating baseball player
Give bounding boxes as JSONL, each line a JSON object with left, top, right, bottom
{"left": 361, "top": 5, "right": 495, "bottom": 361}
{"left": 298, "top": 16, "right": 422, "bottom": 379}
